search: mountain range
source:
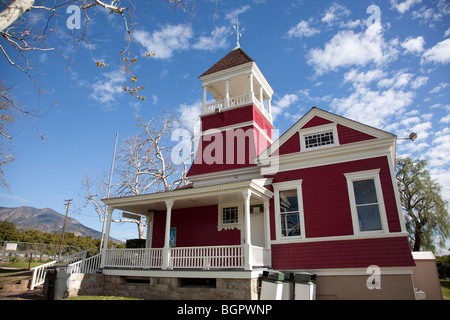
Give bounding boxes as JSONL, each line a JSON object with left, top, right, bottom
{"left": 0, "top": 206, "right": 103, "bottom": 239}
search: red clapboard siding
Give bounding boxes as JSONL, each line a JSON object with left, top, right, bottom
{"left": 188, "top": 124, "right": 272, "bottom": 176}
{"left": 337, "top": 124, "right": 376, "bottom": 144}
{"left": 271, "top": 156, "right": 402, "bottom": 239}
{"left": 301, "top": 116, "right": 333, "bottom": 129}
{"left": 151, "top": 205, "right": 241, "bottom": 248}
{"left": 271, "top": 236, "right": 414, "bottom": 269}
{"left": 278, "top": 133, "right": 300, "bottom": 156}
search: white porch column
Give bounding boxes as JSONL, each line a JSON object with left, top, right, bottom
{"left": 100, "top": 206, "right": 114, "bottom": 268}
{"left": 162, "top": 200, "right": 174, "bottom": 269}
{"left": 263, "top": 200, "right": 271, "bottom": 250}
{"left": 202, "top": 86, "right": 207, "bottom": 111}
{"left": 225, "top": 79, "right": 230, "bottom": 108}
{"left": 242, "top": 190, "right": 252, "bottom": 270}
{"left": 259, "top": 86, "right": 263, "bottom": 107}
{"left": 145, "top": 211, "right": 155, "bottom": 249}
{"left": 248, "top": 74, "right": 254, "bottom": 102}
{"left": 267, "top": 98, "right": 272, "bottom": 115}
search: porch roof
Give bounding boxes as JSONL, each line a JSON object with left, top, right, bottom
{"left": 102, "top": 179, "right": 273, "bottom": 216}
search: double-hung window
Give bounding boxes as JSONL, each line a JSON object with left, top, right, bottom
{"left": 344, "top": 169, "right": 388, "bottom": 235}
{"left": 273, "top": 180, "right": 305, "bottom": 240}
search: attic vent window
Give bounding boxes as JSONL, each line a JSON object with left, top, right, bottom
{"left": 304, "top": 131, "right": 334, "bottom": 149}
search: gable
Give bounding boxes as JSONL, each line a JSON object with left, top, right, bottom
{"left": 265, "top": 107, "right": 394, "bottom": 157}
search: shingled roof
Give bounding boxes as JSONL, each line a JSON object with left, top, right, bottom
{"left": 199, "top": 47, "right": 254, "bottom": 77}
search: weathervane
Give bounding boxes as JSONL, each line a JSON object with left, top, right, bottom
{"left": 233, "top": 16, "right": 244, "bottom": 49}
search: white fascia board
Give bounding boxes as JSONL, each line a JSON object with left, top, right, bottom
{"left": 261, "top": 137, "right": 395, "bottom": 175}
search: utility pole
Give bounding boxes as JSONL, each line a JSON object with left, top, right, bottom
{"left": 58, "top": 199, "right": 73, "bottom": 258}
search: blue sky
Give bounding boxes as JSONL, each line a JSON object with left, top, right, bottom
{"left": 1, "top": 0, "right": 449, "bottom": 245}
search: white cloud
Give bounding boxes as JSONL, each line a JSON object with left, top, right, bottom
{"left": 330, "top": 86, "right": 414, "bottom": 129}
{"left": 286, "top": 20, "right": 320, "bottom": 38}
{"left": 321, "top": 3, "right": 350, "bottom": 26}
{"left": 427, "top": 128, "right": 450, "bottom": 167}
{"left": 225, "top": 5, "right": 251, "bottom": 23}
{"left": 178, "top": 100, "right": 202, "bottom": 132}
{"left": 377, "top": 72, "right": 413, "bottom": 89}
{"left": 89, "top": 70, "right": 124, "bottom": 108}
{"left": 440, "top": 114, "right": 450, "bottom": 123}
{"left": 429, "top": 82, "right": 449, "bottom": 94}
{"left": 422, "top": 39, "right": 450, "bottom": 64}
{"left": 193, "top": 26, "right": 229, "bottom": 51}
{"left": 133, "top": 24, "right": 193, "bottom": 59}
{"left": 391, "top": 0, "right": 422, "bottom": 14}
{"left": 401, "top": 36, "right": 425, "bottom": 54}
{"left": 271, "top": 94, "right": 299, "bottom": 121}
{"left": 307, "top": 24, "right": 398, "bottom": 75}
{"left": 343, "top": 69, "right": 386, "bottom": 86}
{"left": 411, "top": 76, "right": 429, "bottom": 89}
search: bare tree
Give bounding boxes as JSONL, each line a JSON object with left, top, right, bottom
{"left": 80, "top": 111, "right": 196, "bottom": 239}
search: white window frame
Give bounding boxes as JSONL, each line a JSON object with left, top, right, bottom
{"left": 299, "top": 123, "right": 340, "bottom": 152}
{"left": 344, "top": 169, "right": 389, "bottom": 235}
{"left": 218, "top": 202, "right": 243, "bottom": 231}
{"left": 273, "top": 179, "right": 305, "bottom": 241}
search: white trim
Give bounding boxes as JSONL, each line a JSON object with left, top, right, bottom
{"left": 273, "top": 179, "right": 305, "bottom": 241}
{"left": 261, "top": 138, "right": 394, "bottom": 175}
{"left": 344, "top": 169, "right": 389, "bottom": 235}
{"left": 299, "top": 123, "right": 340, "bottom": 152}
{"left": 103, "top": 179, "right": 273, "bottom": 208}
{"left": 269, "top": 231, "right": 409, "bottom": 245}
{"left": 386, "top": 151, "right": 407, "bottom": 233}
{"left": 189, "top": 166, "right": 262, "bottom": 187}
{"left": 279, "top": 266, "right": 414, "bottom": 276}
{"left": 102, "top": 268, "right": 266, "bottom": 279}
{"left": 201, "top": 120, "right": 273, "bottom": 144}
{"left": 259, "top": 107, "right": 395, "bottom": 160}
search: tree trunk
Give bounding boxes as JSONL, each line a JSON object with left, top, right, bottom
{"left": 0, "top": 0, "right": 35, "bottom": 32}
{"left": 138, "top": 221, "right": 145, "bottom": 240}
{"left": 413, "top": 230, "right": 422, "bottom": 251}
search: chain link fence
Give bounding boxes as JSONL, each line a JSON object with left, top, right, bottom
{"left": 1, "top": 241, "right": 84, "bottom": 263}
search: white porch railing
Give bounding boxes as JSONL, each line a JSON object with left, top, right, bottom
{"left": 68, "top": 253, "right": 102, "bottom": 274}
{"left": 202, "top": 93, "right": 272, "bottom": 122}
{"left": 101, "top": 245, "right": 269, "bottom": 270}
{"left": 29, "top": 250, "right": 89, "bottom": 290}
{"left": 103, "top": 248, "right": 162, "bottom": 269}
{"left": 170, "top": 245, "right": 243, "bottom": 269}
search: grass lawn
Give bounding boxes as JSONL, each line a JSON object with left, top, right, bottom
{"left": 441, "top": 280, "right": 450, "bottom": 300}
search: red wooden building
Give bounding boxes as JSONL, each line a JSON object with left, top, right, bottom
{"left": 100, "top": 47, "right": 416, "bottom": 300}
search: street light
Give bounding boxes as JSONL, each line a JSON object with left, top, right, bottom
{"left": 398, "top": 132, "right": 417, "bottom": 141}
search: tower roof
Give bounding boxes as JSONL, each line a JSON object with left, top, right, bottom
{"left": 199, "top": 48, "right": 254, "bottom": 77}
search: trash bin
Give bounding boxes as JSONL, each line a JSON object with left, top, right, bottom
{"left": 294, "top": 272, "right": 316, "bottom": 300}
{"left": 43, "top": 266, "right": 70, "bottom": 300}
{"left": 260, "top": 271, "right": 293, "bottom": 300}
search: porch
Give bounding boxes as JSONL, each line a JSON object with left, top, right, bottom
{"left": 101, "top": 179, "right": 274, "bottom": 272}
{"left": 102, "top": 245, "right": 270, "bottom": 270}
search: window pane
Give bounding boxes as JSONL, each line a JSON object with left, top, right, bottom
{"left": 279, "top": 189, "right": 298, "bottom": 212}
{"left": 222, "top": 206, "right": 238, "bottom": 224}
{"left": 357, "top": 205, "right": 382, "bottom": 231}
{"left": 353, "top": 179, "right": 378, "bottom": 205}
{"left": 281, "top": 213, "right": 301, "bottom": 237}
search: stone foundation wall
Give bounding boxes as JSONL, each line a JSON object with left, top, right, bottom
{"left": 68, "top": 274, "right": 260, "bottom": 300}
